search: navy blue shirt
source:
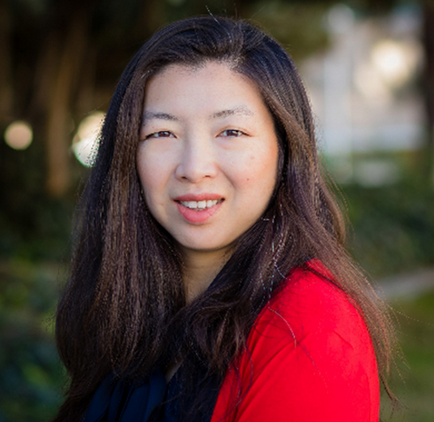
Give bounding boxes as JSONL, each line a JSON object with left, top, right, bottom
{"left": 83, "top": 364, "right": 219, "bottom": 422}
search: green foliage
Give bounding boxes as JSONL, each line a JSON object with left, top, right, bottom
{"left": 381, "top": 291, "right": 434, "bottom": 422}
{"left": 245, "top": 0, "right": 331, "bottom": 62}
{"left": 341, "top": 176, "right": 434, "bottom": 279}
{"left": 0, "top": 260, "right": 65, "bottom": 422}
{"left": 0, "top": 133, "right": 79, "bottom": 262}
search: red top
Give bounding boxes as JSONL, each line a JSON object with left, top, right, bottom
{"left": 211, "top": 261, "right": 379, "bottom": 422}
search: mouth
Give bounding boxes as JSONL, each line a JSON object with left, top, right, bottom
{"left": 177, "top": 199, "right": 223, "bottom": 211}
{"left": 173, "top": 195, "right": 224, "bottom": 223}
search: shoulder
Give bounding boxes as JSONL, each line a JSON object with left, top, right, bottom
{"left": 247, "top": 260, "right": 377, "bottom": 376}
{"left": 252, "top": 260, "right": 369, "bottom": 349}
{"left": 211, "top": 260, "right": 380, "bottom": 422}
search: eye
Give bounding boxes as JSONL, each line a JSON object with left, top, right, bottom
{"left": 220, "top": 129, "right": 246, "bottom": 137}
{"left": 145, "top": 130, "right": 175, "bottom": 139}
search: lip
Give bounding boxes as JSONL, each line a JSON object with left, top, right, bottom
{"left": 174, "top": 193, "right": 223, "bottom": 202}
{"left": 174, "top": 193, "right": 224, "bottom": 224}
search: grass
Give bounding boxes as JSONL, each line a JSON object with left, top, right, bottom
{"left": 381, "top": 290, "right": 434, "bottom": 422}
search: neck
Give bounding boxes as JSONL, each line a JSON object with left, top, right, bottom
{"left": 181, "top": 248, "right": 231, "bottom": 304}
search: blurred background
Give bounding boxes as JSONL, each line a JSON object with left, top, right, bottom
{"left": 0, "top": 0, "right": 433, "bottom": 420}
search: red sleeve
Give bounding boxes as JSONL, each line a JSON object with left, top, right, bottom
{"left": 211, "top": 264, "right": 379, "bottom": 422}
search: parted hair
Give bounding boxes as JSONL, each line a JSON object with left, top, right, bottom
{"left": 53, "top": 15, "right": 395, "bottom": 422}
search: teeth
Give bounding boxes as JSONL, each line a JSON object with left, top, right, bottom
{"left": 187, "top": 201, "right": 197, "bottom": 209}
{"left": 180, "top": 199, "right": 220, "bottom": 210}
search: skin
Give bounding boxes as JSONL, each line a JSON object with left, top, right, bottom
{"left": 137, "top": 61, "right": 279, "bottom": 304}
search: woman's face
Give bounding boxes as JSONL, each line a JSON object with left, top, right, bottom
{"left": 137, "top": 61, "right": 279, "bottom": 262}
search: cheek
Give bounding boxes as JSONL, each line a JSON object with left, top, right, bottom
{"left": 248, "top": 147, "right": 278, "bottom": 187}
{"left": 234, "top": 154, "right": 278, "bottom": 200}
{"left": 136, "top": 149, "right": 165, "bottom": 205}
{"left": 142, "top": 175, "right": 163, "bottom": 208}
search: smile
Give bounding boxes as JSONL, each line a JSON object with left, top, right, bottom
{"left": 179, "top": 199, "right": 222, "bottom": 210}
{"left": 174, "top": 196, "right": 224, "bottom": 224}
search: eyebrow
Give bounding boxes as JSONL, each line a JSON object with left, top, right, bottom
{"left": 211, "top": 105, "right": 254, "bottom": 119}
{"left": 142, "top": 111, "right": 179, "bottom": 123}
{"left": 142, "top": 105, "right": 254, "bottom": 125}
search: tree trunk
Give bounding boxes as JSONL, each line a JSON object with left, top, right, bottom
{"left": 422, "top": 2, "right": 434, "bottom": 183}
{"left": 45, "top": 10, "right": 89, "bottom": 196}
{"left": 0, "top": 1, "right": 13, "bottom": 122}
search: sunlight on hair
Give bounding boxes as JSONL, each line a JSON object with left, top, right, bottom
{"left": 72, "top": 112, "right": 105, "bottom": 167}
{"left": 4, "top": 121, "right": 33, "bottom": 150}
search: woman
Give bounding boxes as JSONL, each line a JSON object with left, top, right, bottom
{"left": 54, "top": 16, "right": 395, "bottom": 422}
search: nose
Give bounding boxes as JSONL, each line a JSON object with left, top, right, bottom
{"left": 175, "top": 136, "right": 218, "bottom": 183}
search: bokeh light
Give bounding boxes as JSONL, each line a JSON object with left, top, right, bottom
{"left": 4, "top": 121, "right": 33, "bottom": 150}
{"left": 326, "top": 4, "right": 355, "bottom": 34}
{"left": 72, "top": 111, "right": 105, "bottom": 167}
{"left": 371, "top": 39, "right": 421, "bottom": 88}
{"left": 354, "top": 63, "right": 392, "bottom": 103}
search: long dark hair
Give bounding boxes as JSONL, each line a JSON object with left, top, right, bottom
{"left": 54, "top": 16, "right": 395, "bottom": 421}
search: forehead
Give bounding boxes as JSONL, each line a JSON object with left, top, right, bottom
{"left": 143, "top": 61, "right": 268, "bottom": 116}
